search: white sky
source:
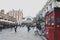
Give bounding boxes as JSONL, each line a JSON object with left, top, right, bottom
{"left": 0, "top": 0, "right": 48, "bottom": 17}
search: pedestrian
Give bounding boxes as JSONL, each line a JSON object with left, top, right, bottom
{"left": 34, "top": 26, "right": 38, "bottom": 35}
{"left": 0, "top": 27, "right": 2, "bottom": 31}
{"left": 27, "top": 23, "right": 30, "bottom": 32}
{"left": 27, "top": 26, "right": 30, "bottom": 32}
{"left": 14, "top": 26, "right": 17, "bottom": 32}
{"left": 0, "top": 25, "right": 3, "bottom": 32}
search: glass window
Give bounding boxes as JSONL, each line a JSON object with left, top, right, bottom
{"left": 46, "top": 19, "right": 48, "bottom": 24}
{"left": 46, "top": 18, "right": 50, "bottom": 25}
{"left": 48, "top": 3, "right": 52, "bottom": 11}
{"left": 56, "top": 18, "right": 60, "bottom": 24}
{"left": 51, "top": 16, "right": 54, "bottom": 25}
{"left": 47, "top": 18, "right": 50, "bottom": 25}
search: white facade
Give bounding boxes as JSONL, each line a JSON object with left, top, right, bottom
{"left": 8, "top": 9, "right": 23, "bottom": 25}
{"left": 39, "top": 0, "right": 60, "bottom": 17}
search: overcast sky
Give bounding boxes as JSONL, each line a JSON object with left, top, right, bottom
{"left": 0, "top": 0, "right": 48, "bottom": 17}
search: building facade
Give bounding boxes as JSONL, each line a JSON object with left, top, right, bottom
{"left": 36, "top": 0, "right": 60, "bottom": 17}
{"left": 7, "top": 9, "right": 23, "bottom": 25}
{"left": 0, "top": 9, "right": 17, "bottom": 28}
{"left": 39, "top": 0, "right": 60, "bottom": 17}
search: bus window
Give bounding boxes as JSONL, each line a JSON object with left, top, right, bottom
{"left": 56, "top": 18, "right": 60, "bottom": 24}
{"left": 46, "top": 18, "right": 50, "bottom": 25}
{"left": 47, "top": 18, "right": 50, "bottom": 25}
{"left": 51, "top": 16, "right": 54, "bottom": 25}
{"left": 46, "top": 19, "right": 48, "bottom": 24}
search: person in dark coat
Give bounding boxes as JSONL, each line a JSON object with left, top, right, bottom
{"left": 27, "top": 23, "right": 30, "bottom": 32}
{"left": 36, "top": 22, "right": 41, "bottom": 30}
{"left": 14, "top": 26, "right": 17, "bottom": 32}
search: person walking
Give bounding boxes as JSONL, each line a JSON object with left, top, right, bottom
{"left": 34, "top": 26, "right": 38, "bottom": 35}
{"left": 28, "top": 26, "right": 30, "bottom": 32}
{"left": 27, "top": 23, "right": 30, "bottom": 32}
{"left": 14, "top": 26, "right": 17, "bottom": 32}
{"left": 0, "top": 27, "right": 2, "bottom": 31}
{"left": 0, "top": 25, "right": 3, "bottom": 31}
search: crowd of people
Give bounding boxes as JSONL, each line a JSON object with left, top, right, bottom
{"left": 0, "top": 22, "right": 45, "bottom": 36}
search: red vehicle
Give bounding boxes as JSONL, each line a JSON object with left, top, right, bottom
{"left": 45, "top": 7, "right": 60, "bottom": 40}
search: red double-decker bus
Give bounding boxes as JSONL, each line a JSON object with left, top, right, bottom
{"left": 45, "top": 7, "right": 60, "bottom": 40}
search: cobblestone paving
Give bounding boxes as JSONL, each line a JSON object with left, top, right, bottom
{"left": 0, "top": 27, "right": 47, "bottom": 40}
